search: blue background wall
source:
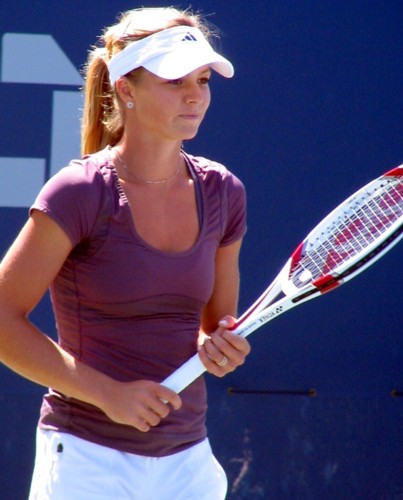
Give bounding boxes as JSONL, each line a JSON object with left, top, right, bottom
{"left": 0, "top": 1, "right": 402, "bottom": 498}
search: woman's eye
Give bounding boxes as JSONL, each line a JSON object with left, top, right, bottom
{"left": 168, "top": 79, "right": 182, "bottom": 85}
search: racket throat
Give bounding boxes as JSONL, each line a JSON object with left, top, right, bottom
{"left": 292, "top": 275, "right": 341, "bottom": 304}
{"left": 312, "top": 275, "right": 341, "bottom": 293}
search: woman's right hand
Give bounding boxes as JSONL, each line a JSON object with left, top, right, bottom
{"left": 101, "top": 379, "right": 182, "bottom": 432}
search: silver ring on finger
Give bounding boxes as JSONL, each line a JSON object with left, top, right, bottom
{"left": 216, "top": 355, "right": 228, "bottom": 367}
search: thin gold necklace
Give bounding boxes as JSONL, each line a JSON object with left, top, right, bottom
{"left": 113, "top": 148, "right": 182, "bottom": 185}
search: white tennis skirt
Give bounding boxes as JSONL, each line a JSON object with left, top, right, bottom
{"left": 29, "top": 429, "right": 227, "bottom": 499}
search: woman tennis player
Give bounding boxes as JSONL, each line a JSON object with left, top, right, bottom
{"left": 0, "top": 6, "right": 250, "bottom": 499}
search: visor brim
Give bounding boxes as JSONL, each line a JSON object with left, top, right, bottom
{"left": 143, "top": 47, "right": 234, "bottom": 79}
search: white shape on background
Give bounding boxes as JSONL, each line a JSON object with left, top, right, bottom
{"left": 1, "top": 33, "right": 82, "bottom": 85}
{"left": 0, "top": 33, "right": 83, "bottom": 207}
{"left": 0, "top": 158, "right": 45, "bottom": 207}
{"left": 50, "top": 91, "right": 83, "bottom": 176}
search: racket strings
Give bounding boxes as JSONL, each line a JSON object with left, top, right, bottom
{"left": 291, "top": 177, "right": 403, "bottom": 285}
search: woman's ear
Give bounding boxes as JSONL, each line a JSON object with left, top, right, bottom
{"left": 115, "top": 77, "right": 135, "bottom": 108}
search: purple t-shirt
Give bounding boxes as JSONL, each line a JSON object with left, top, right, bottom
{"left": 30, "top": 147, "right": 246, "bottom": 457}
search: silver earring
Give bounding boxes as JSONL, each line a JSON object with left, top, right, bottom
{"left": 126, "top": 101, "right": 134, "bottom": 109}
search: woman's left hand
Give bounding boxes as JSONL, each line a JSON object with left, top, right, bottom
{"left": 198, "top": 316, "right": 251, "bottom": 377}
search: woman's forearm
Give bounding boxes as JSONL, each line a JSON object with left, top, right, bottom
{"left": 0, "top": 310, "right": 113, "bottom": 409}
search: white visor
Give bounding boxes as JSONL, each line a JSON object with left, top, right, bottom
{"left": 107, "top": 25, "right": 234, "bottom": 85}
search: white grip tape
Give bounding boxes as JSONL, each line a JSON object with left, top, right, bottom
{"left": 161, "top": 353, "right": 205, "bottom": 394}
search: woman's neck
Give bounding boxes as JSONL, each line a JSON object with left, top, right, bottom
{"left": 114, "top": 136, "right": 184, "bottom": 185}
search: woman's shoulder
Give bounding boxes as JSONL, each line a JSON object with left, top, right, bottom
{"left": 30, "top": 148, "right": 115, "bottom": 243}
{"left": 185, "top": 152, "right": 242, "bottom": 182}
{"left": 46, "top": 148, "right": 113, "bottom": 192}
{"left": 32, "top": 148, "right": 115, "bottom": 214}
{"left": 65, "top": 147, "right": 112, "bottom": 181}
{"left": 185, "top": 152, "right": 227, "bottom": 175}
{"left": 185, "top": 152, "right": 245, "bottom": 192}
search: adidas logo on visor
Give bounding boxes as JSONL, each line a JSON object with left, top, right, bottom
{"left": 181, "top": 33, "right": 197, "bottom": 42}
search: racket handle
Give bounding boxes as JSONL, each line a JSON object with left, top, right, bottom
{"left": 162, "top": 318, "right": 266, "bottom": 394}
{"left": 161, "top": 353, "right": 206, "bottom": 394}
{"left": 161, "top": 310, "right": 278, "bottom": 394}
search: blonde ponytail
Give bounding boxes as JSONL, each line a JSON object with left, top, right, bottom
{"left": 81, "top": 47, "right": 123, "bottom": 156}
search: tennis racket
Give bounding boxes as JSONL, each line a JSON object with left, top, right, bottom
{"left": 162, "top": 165, "right": 403, "bottom": 394}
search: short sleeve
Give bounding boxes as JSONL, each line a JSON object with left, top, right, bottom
{"left": 30, "top": 160, "right": 105, "bottom": 247}
{"left": 220, "top": 171, "right": 247, "bottom": 247}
